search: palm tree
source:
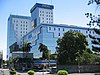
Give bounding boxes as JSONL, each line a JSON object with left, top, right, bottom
{"left": 22, "top": 42, "right": 32, "bottom": 53}
{"left": 38, "top": 43, "right": 49, "bottom": 60}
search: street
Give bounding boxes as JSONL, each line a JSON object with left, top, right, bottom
{"left": 0, "top": 69, "right": 100, "bottom": 75}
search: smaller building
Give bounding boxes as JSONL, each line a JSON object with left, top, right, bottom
{"left": 0, "top": 51, "right": 3, "bottom": 68}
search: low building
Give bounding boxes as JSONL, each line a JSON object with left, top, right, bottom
{"left": 22, "top": 24, "right": 95, "bottom": 58}
{"left": 0, "top": 51, "right": 3, "bottom": 68}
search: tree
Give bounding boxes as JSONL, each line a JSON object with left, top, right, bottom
{"left": 85, "top": 0, "right": 100, "bottom": 53}
{"left": 56, "top": 30, "right": 88, "bottom": 65}
{"left": 22, "top": 42, "right": 32, "bottom": 53}
{"left": 38, "top": 43, "right": 49, "bottom": 60}
{"left": 76, "top": 49, "right": 94, "bottom": 65}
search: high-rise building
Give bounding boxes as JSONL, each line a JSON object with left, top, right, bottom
{"left": 7, "top": 15, "right": 32, "bottom": 59}
{"left": 7, "top": 3, "right": 99, "bottom": 59}
{"left": 30, "top": 3, "right": 54, "bottom": 27}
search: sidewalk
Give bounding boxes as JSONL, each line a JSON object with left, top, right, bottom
{"left": 0, "top": 69, "right": 100, "bottom": 75}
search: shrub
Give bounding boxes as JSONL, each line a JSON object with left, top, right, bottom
{"left": 56, "top": 70, "right": 68, "bottom": 75}
{"left": 9, "top": 69, "right": 16, "bottom": 75}
{"left": 28, "top": 70, "right": 35, "bottom": 75}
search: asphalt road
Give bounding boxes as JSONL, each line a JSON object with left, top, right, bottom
{"left": 0, "top": 69, "right": 100, "bottom": 75}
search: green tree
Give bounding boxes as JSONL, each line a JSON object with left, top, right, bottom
{"left": 85, "top": 0, "right": 100, "bottom": 53}
{"left": 38, "top": 43, "right": 49, "bottom": 60}
{"left": 56, "top": 30, "right": 88, "bottom": 65}
{"left": 21, "top": 42, "right": 32, "bottom": 53}
{"left": 76, "top": 49, "right": 94, "bottom": 64}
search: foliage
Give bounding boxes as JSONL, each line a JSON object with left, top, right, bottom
{"left": 38, "top": 43, "right": 50, "bottom": 60}
{"left": 50, "top": 54, "right": 57, "bottom": 60}
{"left": 85, "top": 1, "right": 100, "bottom": 53}
{"left": 88, "top": 0, "right": 100, "bottom": 5}
{"left": 9, "top": 69, "right": 16, "bottom": 75}
{"left": 93, "top": 54, "right": 100, "bottom": 64}
{"left": 56, "top": 30, "right": 88, "bottom": 65}
{"left": 28, "top": 70, "right": 35, "bottom": 75}
{"left": 76, "top": 49, "right": 95, "bottom": 64}
{"left": 56, "top": 70, "right": 68, "bottom": 75}
{"left": 22, "top": 42, "right": 32, "bottom": 53}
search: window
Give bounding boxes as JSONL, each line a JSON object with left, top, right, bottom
{"left": 26, "top": 22, "right": 27, "bottom": 24}
{"left": 46, "top": 15, "right": 48, "bottom": 17}
{"left": 51, "top": 12, "right": 53, "bottom": 14}
{"left": 21, "top": 24, "right": 22, "bottom": 26}
{"left": 89, "top": 31, "right": 91, "bottom": 33}
{"left": 23, "top": 28, "right": 25, "bottom": 30}
{"left": 47, "top": 21, "right": 48, "bottom": 23}
{"left": 21, "top": 21, "right": 22, "bottom": 23}
{"left": 16, "top": 24, "right": 18, "bottom": 26}
{"left": 46, "top": 12, "right": 48, "bottom": 14}
{"left": 54, "top": 28, "right": 56, "bottom": 31}
{"left": 16, "top": 20, "right": 18, "bottom": 22}
{"left": 23, "top": 21, "right": 25, "bottom": 23}
{"left": 21, "top": 28, "right": 22, "bottom": 30}
{"left": 40, "top": 14, "right": 41, "bottom": 16}
{"left": 16, "top": 27, "right": 18, "bottom": 29}
{"left": 26, "top": 32, "right": 27, "bottom": 33}
{"left": 86, "top": 31, "right": 88, "bottom": 33}
{"left": 26, "top": 28, "right": 27, "bottom": 30}
{"left": 49, "top": 27, "right": 51, "bottom": 30}
{"left": 42, "top": 18, "right": 44, "bottom": 19}
{"left": 14, "top": 20, "right": 15, "bottom": 22}
{"left": 42, "top": 11, "right": 44, "bottom": 13}
{"left": 26, "top": 25, "right": 27, "bottom": 27}
{"left": 58, "top": 33, "right": 60, "bottom": 36}
{"left": 23, "top": 31, "right": 25, "bottom": 33}
{"left": 42, "top": 14, "right": 44, "bottom": 16}
{"left": 46, "top": 18, "right": 48, "bottom": 20}
{"left": 21, "top": 31, "right": 22, "bottom": 33}
{"left": 63, "top": 28, "right": 64, "bottom": 31}
{"left": 40, "top": 11, "right": 41, "bottom": 13}
{"left": 58, "top": 28, "right": 60, "bottom": 31}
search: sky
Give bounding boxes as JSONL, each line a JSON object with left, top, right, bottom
{"left": 0, "top": 0, "right": 97, "bottom": 60}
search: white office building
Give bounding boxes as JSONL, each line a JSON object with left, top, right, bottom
{"left": 7, "top": 15, "right": 33, "bottom": 59}
{"left": 7, "top": 3, "right": 98, "bottom": 59}
{"left": 30, "top": 3, "right": 54, "bottom": 27}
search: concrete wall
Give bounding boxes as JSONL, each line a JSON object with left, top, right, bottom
{"left": 57, "top": 65, "right": 100, "bottom": 73}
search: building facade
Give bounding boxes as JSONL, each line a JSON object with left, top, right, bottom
{"left": 7, "top": 15, "right": 32, "bottom": 59}
{"left": 23, "top": 24, "right": 95, "bottom": 58}
{"left": 7, "top": 3, "right": 98, "bottom": 59}
{"left": 30, "top": 3, "right": 54, "bottom": 27}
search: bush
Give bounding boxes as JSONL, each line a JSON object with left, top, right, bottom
{"left": 56, "top": 70, "right": 68, "bottom": 75}
{"left": 9, "top": 69, "right": 16, "bottom": 75}
{"left": 28, "top": 70, "right": 35, "bottom": 75}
